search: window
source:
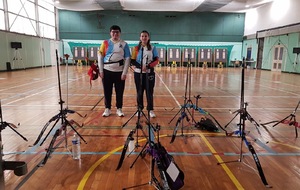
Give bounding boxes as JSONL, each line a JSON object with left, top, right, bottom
{"left": 9, "top": 13, "right": 37, "bottom": 35}
{"left": 0, "top": 10, "right": 4, "bottom": 30}
{"left": 7, "top": 0, "right": 35, "bottom": 19}
{"left": 39, "top": 6, "right": 55, "bottom": 26}
{"left": 38, "top": 0, "right": 56, "bottom": 39}
{"left": 3, "top": 0, "right": 56, "bottom": 39}
{"left": 40, "top": 23, "right": 56, "bottom": 39}
{"left": 38, "top": 0, "right": 55, "bottom": 12}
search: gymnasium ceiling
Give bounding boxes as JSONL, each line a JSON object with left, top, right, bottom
{"left": 54, "top": 0, "right": 274, "bottom": 12}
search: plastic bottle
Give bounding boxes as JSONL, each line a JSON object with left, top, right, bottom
{"left": 128, "top": 137, "right": 135, "bottom": 153}
{"left": 72, "top": 133, "right": 81, "bottom": 160}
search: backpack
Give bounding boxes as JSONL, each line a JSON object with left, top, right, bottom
{"left": 151, "top": 142, "right": 185, "bottom": 190}
{"left": 196, "top": 117, "right": 219, "bottom": 132}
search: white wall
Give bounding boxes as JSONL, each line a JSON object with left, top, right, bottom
{"left": 0, "top": 30, "right": 62, "bottom": 71}
{"left": 244, "top": 0, "right": 300, "bottom": 36}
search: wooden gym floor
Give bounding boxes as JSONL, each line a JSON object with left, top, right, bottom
{"left": 1, "top": 65, "right": 300, "bottom": 190}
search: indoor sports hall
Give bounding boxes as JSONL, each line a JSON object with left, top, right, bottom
{"left": 1, "top": 0, "right": 300, "bottom": 189}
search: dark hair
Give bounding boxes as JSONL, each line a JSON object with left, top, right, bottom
{"left": 138, "top": 30, "right": 152, "bottom": 50}
{"left": 110, "top": 25, "right": 121, "bottom": 32}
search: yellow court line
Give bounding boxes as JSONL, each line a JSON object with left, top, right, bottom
{"left": 269, "top": 141, "right": 300, "bottom": 150}
{"left": 199, "top": 133, "right": 244, "bottom": 190}
{"left": 77, "top": 146, "right": 123, "bottom": 190}
{"left": 77, "top": 133, "right": 243, "bottom": 190}
{"left": 77, "top": 137, "right": 151, "bottom": 190}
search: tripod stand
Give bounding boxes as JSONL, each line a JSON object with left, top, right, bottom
{"left": 169, "top": 54, "right": 196, "bottom": 143}
{"left": 261, "top": 100, "right": 300, "bottom": 138}
{"left": 33, "top": 50, "right": 87, "bottom": 166}
{"left": 121, "top": 124, "right": 173, "bottom": 190}
{"left": 121, "top": 48, "right": 153, "bottom": 151}
{"left": 219, "top": 61, "right": 271, "bottom": 187}
{"left": 0, "top": 100, "right": 28, "bottom": 189}
{"left": 117, "top": 89, "right": 161, "bottom": 188}
{"left": 192, "top": 95, "right": 228, "bottom": 134}
{"left": 117, "top": 47, "right": 155, "bottom": 168}
{"left": 117, "top": 45, "right": 166, "bottom": 189}
{"left": 12, "top": 48, "right": 25, "bottom": 69}
{"left": 115, "top": 122, "right": 150, "bottom": 171}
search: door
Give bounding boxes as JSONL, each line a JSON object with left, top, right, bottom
{"left": 272, "top": 45, "right": 284, "bottom": 72}
{"left": 246, "top": 47, "right": 252, "bottom": 60}
{"left": 256, "top": 38, "right": 264, "bottom": 69}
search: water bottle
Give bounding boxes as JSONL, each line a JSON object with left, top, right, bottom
{"left": 72, "top": 133, "right": 81, "bottom": 160}
{"left": 128, "top": 137, "right": 135, "bottom": 153}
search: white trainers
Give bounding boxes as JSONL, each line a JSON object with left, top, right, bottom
{"left": 116, "top": 108, "right": 124, "bottom": 117}
{"left": 102, "top": 108, "right": 111, "bottom": 117}
{"left": 136, "top": 111, "right": 143, "bottom": 117}
{"left": 149, "top": 110, "right": 156, "bottom": 118}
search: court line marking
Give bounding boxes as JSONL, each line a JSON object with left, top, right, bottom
{"left": 198, "top": 133, "right": 244, "bottom": 190}
{"left": 156, "top": 72, "right": 181, "bottom": 107}
{"left": 77, "top": 133, "right": 244, "bottom": 190}
{"left": 77, "top": 137, "right": 148, "bottom": 190}
{"left": 77, "top": 132, "right": 300, "bottom": 189}
{"left": 269, "top": 141, "right": 300, "bottom": 150}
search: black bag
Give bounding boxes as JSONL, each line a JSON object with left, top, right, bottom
{"left": 153, "top": 142, "right": 185, "bottom": 190}
{"left": 197, "top": 117, "right": 219, "bottom": 132}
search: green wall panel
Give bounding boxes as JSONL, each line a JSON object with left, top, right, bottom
{"left": 59, "top": 10, "right": 245, "bottom": 42}
{"left": 259, "top": 33, "right": 300, "bottom": 72}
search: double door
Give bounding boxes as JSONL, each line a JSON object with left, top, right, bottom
{"left": 272, "top": 45, "right": 284, "bottom": 72}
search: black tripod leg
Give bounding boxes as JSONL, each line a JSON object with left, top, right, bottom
{"left": 141, "top": 110, "right": 151, "bottom": 123}
{"left": 224, "top": 111, "right": 240, "bottom": 129}
{"left": 127, "top": 122, "right": 147, "bottom": 156}
{"left": 64, "top": 118, "right": 87, "bottom": 144}
{"left": 6, "top": 124, "right": 27, "bottom": 141}
{"left": 185, "top": 105, "right": 198, "bottom": 124}
{"left": 293, "top": 116, "right": 298, "bottom": 138}
{"left": 140, "top": 112, "right": 157, "bottom": 138}
{"left": 181, "top": 117, "right": 190, "bottom": 145}
{"left": 129, "top": 141, "right": 148, "bottom": 168}
{"left": 168, "top": 107, "right": 183, "bottom": 124}
{"left": 129, "top": 122, "right": 152, "bottom": 168}
{"left": 122, "top": 110, "right": 139, "bottom": 128}
{"left": 272, "top": 115, "right": 291, "bottom": 127}
{"left": 170, "top": 116, "right": 181, "bottom": 143}
{"left": 246, "top": 113, "right": 262, "bottom": 135}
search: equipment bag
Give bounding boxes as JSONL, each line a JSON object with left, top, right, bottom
{"left": 152, "top": 142, "right": 185, "bottom": 190}
{"left": 197, "top": 117, "right": 219, "bottom": 132}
